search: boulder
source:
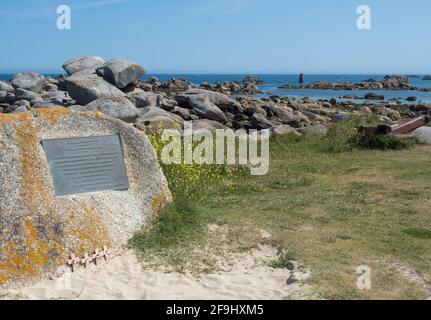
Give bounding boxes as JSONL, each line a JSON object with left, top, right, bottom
{"left": 62, "top": 56, "right": 105, "bottom": 76}
{"left": 181, "top": 89, "right": 242, "bottom": 113}
{"left": 96, "top": 59, "right": 146, "bottom": 89}
{"left": 10, "top": 72, "right": 46, "bottom": 93}
{"left": 135, "top": 106, "right": 183, "bottom": 133}
{"left": 298, "top": 124, "right": 328, "bottom": 135}
{"left": 364, "top": 93, "right": 384, "bottom": 100}
{"left": 0, "top": 81, "right": 14, "bottom": 92}
{"left": 191, "top": 119, "right": 229, "bottom": 131}
{"left": 272, "top": 125, "right": 301, "bottom": 136}
{"left": 178, "top": 94, "right": 227, "bottom": 123}
{"left": 0, "top": 108, "right": 171, "bottom": 287}
{"left": 65, "top": 72, "right": 125, "bottom": 105}
{"left": 250, "top": 113, "right": 273, "bottom": 129}
{"left": 71, "top": 96, "right": 139, "bottom": 122}
{"left": 128, "top": 92, "right": 176, "bottom": 111}
{"left": 15, "top": 88, "right": 42, "bottom": 102}
{"left": 412, "top": 127, "right": 431, "bottom": 144}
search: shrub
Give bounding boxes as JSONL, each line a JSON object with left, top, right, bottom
{"left": 322, "top": 116, "right": 414, "bottom": 152}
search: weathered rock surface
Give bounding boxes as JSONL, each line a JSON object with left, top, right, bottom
{"left": 176, "top": 94, "right": 227, "bottom": 123}
{"left": 96, "top": 59, "right": 146, "bottom": 89}
{"left": 412, "top": 127, "right": 431, "bottom": 144}
{"left": 0, "top": 81, "right": 14, "bottom": 92}
{"left": 10, "top": 72, "right": 46, "bottom": 93}
{"left": 0, "top": 108, "right": 171, "bottom": 287}
{"left": 135, "top": 106, "right": 183, "bottom": 133}
{"left": 62, "top": 56, "right": 105, "bottom": 76}
{"left": 65, "top": 72, "right": 125, "bottom": 105}
{"left": 71, "top": 96, "right": 139, "bottom": 122}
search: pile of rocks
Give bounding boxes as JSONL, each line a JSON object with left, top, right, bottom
{"left": 279, "top": 75, "right": 431, "bottom": 91}
{"left": 1, "top": 56, "right": 431, "bottom": 136}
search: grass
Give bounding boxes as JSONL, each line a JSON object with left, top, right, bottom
{"left": 131, "top": 120, "right": 431, "bottom": 299}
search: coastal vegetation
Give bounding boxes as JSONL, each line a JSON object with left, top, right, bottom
{"left": 131, "top": 120, "right": 431, "bottom": 299}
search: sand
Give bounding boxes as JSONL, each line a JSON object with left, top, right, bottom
{"left": 4, "top": 245, "right": 312, "bottom": 300}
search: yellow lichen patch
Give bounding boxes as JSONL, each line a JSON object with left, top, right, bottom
{"left": 0, "top": 111, "right": 32, "bottom": 123}
{"left": 32, "top": 108, "right": 69, "bottom": 125}
{"left": 66, "top": 204, "right": 111, "bottom": 256}
{"left": 151, "top": 186, "right": 172, "bottom": 217}
{"left": 0, "top": 221, "right": 63, "bottom": 285}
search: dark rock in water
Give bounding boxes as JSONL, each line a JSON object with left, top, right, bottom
{"left": 364, "top": 93, "right": 384, "bottom": 100}
{"left": 71, "top": 96, "right": 139, "bottom": 122}
{"left": 10, "top": 72, "right": 46, "bottom": 93}
{"left": 241, "top": 75, "right": 265, "bottom": 85}
{"left": 62, "top": 56, "right": 105, "bottom": 76}
{"left": 406, "top": 96, "right": 417, "bottom": 102}
{"left": 423, "top": 76, "right": 431, "bottom": 81}
{"left": 96, "top": 59, "right": 146, "bottom": 89}
{"left": 329, "top": 98, "right": 337, "bottom": 105}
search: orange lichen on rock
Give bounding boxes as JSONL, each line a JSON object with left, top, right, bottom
{"left": 0, "top": 220, "right": 63, "bottom": 285}
{"left": 32, "top": 108, "right": 69, "bottom": 125}
{"left": 151, "top": 186, "right": 172, "bottom": 217}
{"left": 66, "top": 205, "right": 111, "bottom": 256}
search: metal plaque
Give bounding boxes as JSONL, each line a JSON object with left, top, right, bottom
{"left": 42, "top": 135, "right": 129, "bottom": 196}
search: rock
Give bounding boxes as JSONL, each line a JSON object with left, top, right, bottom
{"left": 0, "top": 81, "right": 14, "bottom": 92}
{"left": 406, "top": 96, "right": 417, "bottom": 102}
{"left": 15, "top": 88, "right": 41, "bottom": 101}
{"left": 364, "top": 93, "right": 384, "bottom": 100}
{"left": 96, "top": 59, "right": 146, "bottom": 89}
{"left": 423, "top": 76, "right": 431, "bottom": 81}
{"left": 10, "top": 106, "right": 28, "bottom": 113}
{"left": 241, "top": 75, "right": 265, "bottom": 84}
{"left": 412, "top": 127, "right": 431, "bottom": 144}
{"left": 62, "top": 56, "right": 105, "bottom": 76}
{"left": 71, "top": 96, "right": 139, "bottom": 122}
{"left": 178, "top": 94, "right": 227, "bottom": 123}
{"left": 191, "top": 119, "right": 228, "bottom": 131}
{"left": 272, "top": 125, "right": 301, "bottom": 136}
{"left": 13, "top": 100, "right": 31, "bottom": 108}
{"left": 10, "top": 72, "right": 46, "bottom": 93}
{"left": 286, "top": 274, "right": 298, "bottom": 285}
{"left": 182, "top": 89, "right": 242, "bottom": 113}
{"left": 128, "top": 92, "right": 176, "bottom": 111}
{"left": 297, "top": 124, "right": 328, "bottom": 135}
{"left": 65, "top": 72, "right": 125, "bottom": 105}
{"left": 250, "top": 112, "right": 273, "bottom": 129}
{"left": 0, "top": 108, "right": 171, "bottom": 287}
{"left": 329, "top": 98, "right": 337, "bottom": 106}
{"left": 135, "top": 106, "right": 183, "bottom": 133}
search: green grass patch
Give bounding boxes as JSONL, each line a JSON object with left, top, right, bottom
{"left": 404, "top": 228, "right": 431, "bottom": 239}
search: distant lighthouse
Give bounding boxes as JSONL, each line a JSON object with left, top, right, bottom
{"left": 299, "top": 73, "right": 304, "bottom": 84}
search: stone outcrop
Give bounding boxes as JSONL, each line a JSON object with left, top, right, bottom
{"left": 10, "top": 72, "right": 46, "bottom": 93}
{"left": 62, "top": 56, "right": 105, "bottom": 76}
{"left": 96, "top": 59, "right": 146, "bottom": 89}
{"left": 0, "top": 108, "right": 171, "bottom": 287}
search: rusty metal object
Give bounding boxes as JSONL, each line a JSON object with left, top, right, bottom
{"left": 359, "top": 116, "right": 430, "bottom": 137}
{"left": 389, "top": 116, "right": 430, "bottom": 135}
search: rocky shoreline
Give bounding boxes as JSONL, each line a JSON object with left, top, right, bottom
{"left": 279, "top": 75, "right": 431, "bottom": 92}
{"left": 1, "top": 56, "right": 431, "bottom": 136}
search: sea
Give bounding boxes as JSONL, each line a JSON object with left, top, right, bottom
{"left": 2, "top": 73, "right": 431, "bottom": 104}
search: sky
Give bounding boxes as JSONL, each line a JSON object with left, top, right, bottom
{"left": 0, "top": 0, "right": 430, "bottom": 74}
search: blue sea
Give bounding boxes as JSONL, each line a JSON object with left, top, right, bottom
{"left": 2, "top": 73, "right": 431, "bottom": 103}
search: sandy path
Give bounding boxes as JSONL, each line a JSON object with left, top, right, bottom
{"left": 5, "top": 245, "right": 311, "bottom": 300}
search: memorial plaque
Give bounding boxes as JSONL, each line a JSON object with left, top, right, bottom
{"left": 42, "top": 135, "right": 129, "bottom": 196}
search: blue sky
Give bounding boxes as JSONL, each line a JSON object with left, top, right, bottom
{"left": 0, "top": 0, "right": 430, "bottom": 74}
